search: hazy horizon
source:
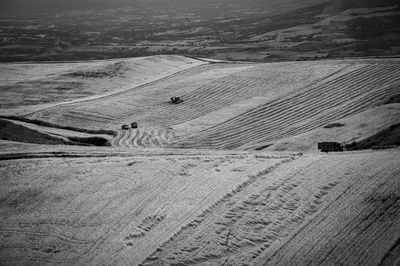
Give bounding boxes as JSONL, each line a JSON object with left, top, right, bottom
{"left": 0, "top": 0, "right": 263, "bottom": 17}
{"left": 2, "top": 0, "right": 399, "bottom": 18}
{"left": 1, "top": 0, "right": 327, "bottom": 18}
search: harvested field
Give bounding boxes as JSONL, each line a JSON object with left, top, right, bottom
{"left": 1, "top": 55, "right": 400, "bottom": 265}
{"left": 142, "top": 150, "right": 400, "bottom": 265}
{"left": 0, "top": 147, "right": 295, "bottom": 265}
{"left": 7, "top": 58, "right": 396, "bottom": 151}
{"left": 173, "top": 62, "right": 400, "bottom": 150}
{"left": 28, "top": 60, "right": 349, "bottom": 131}
{"left": 1, "top": 148, "right": 399, "bottom": 265}
{"left": 0, "top": 55, "right": 204, "bottom": 111}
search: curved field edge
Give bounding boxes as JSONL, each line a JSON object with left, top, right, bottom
{"left": 0, "top": 119, "right": 67, "bottom": 145}
{"left": 0, "top": 119, "right": 111, "bottom": 147}
{"left": 0, "top": 115, "right": 117, "bottom": 136}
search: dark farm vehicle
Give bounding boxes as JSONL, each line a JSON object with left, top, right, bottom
{"left": 318, "top": 142, "right": 344, "bottom": 152}
{"left": 121, "top": 124, "right": 129, "bottom": 130}
{"left": 131, "top": 122, "right": 138, "bottom": 129}
{"left": 170, "top": 96, "right": 183, "bottom": 104}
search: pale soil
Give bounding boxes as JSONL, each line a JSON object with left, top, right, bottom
{"left": 1, "top": 147, "right": 399, "bottom": 265}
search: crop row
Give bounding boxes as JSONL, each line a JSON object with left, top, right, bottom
{"left": 173, "top": 63, "right": 400, "bottom": 149}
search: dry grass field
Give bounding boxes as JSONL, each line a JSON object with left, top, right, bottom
{"left": 1, "top": 145, "right": 399, "bottom": 265}
{"left": 1, "top": 55, "right": 399, "bottom": 265}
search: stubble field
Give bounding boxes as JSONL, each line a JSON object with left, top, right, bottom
{"left": 0, "top": 55, "right": 399, "bottom": 265}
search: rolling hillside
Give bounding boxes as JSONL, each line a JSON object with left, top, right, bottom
{"left": 1, "top": 55, "right": 400, "bottom": 265}
{"left": 6, "top": 56, "right": 397, "bottom": 151}
{"left": 173, "top": 61, "right": 400, "bottom": 150}
{"left": 1, "top": 0, "right": 400, "bottom": 263}
{"left": 0, "top": 55, "right": 204, "bottom": 111}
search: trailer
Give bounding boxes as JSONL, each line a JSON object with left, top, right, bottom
{"left": 318, "top": 142, "right": 344, "bottom": 152}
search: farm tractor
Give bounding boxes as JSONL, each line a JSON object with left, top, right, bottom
{"left": 170, "top": 96, "right": 183, "bottom": 104}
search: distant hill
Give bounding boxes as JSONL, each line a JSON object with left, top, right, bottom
{"left": 1, "top": 0, "right": 398, "bottom": 62}
{"left": 354, "top": 0, "right": 399, "bottom": 7}
{"left": 324, "top": 0, "right": 399, "bottom": 13}
{"left": 1, "top": 0, "right": 325, "bottom": 17}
